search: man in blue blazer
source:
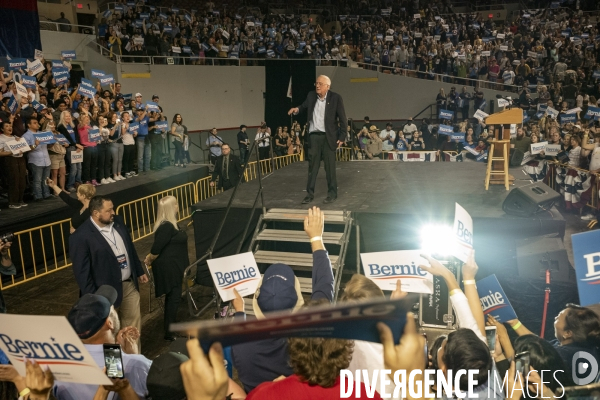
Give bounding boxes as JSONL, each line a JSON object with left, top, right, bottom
{"left": 70, "top": 195, "right": 148, "bottom": 341}
{"left": 289, "top": 75, "right": 348, "bottom": 204}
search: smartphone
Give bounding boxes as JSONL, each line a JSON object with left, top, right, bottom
{"left": 559, "top": 383, "right": 600, "bottom": 400}
{"left": 514, "top": 351, "right": 530, "bottom": 376}
{"left": 485, "top": 326, "right": 497, "bottom": 354}
{"left": 103, "top": 344, "right": 125, "bottom": 379}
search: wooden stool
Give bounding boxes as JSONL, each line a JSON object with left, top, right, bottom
{"left": 485, "top": 139, "right": 510, "bottom": 191}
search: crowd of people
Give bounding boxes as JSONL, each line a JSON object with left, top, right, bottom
{"left": 1, "top": 206, "right": 599, "bottom": 400}
{"left": 0, "top": 61, "right": 203, "bottom": 210}
{"left": 96, "top": 0, "right": 600, "bottom": 92}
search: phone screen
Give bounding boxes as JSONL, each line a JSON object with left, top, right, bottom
{"left": 485, "top": 326, "right": 497, "bottom": 354}
{"left": 515, "top": 351, "right": 530, "bottom": 376}
{"left": 103, "top": 344, "right": 124, "bottom": 379}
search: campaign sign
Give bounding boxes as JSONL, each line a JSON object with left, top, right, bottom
{"left": 100, "top": 74, "right": 114, "bottom": 85}
{"left": 439, "top": 109, "right": 453, "bottom": 120}
{"left": 451, "top": 132, "right": 465, "bottom": 141}
{"left": 7, "top": 96, "right": 18, "bottom": 114}
{"left": 546, "top": 106, "right": 559, "bottom": 119}
{"left": 585, "top": 106, "right": 600, "bottom": 120}
{"left": 560, "top": 114, "right": 577, "bottom": 124}
{"left": 128, "top": 122, "right": 140, "bottom": 133}
{"left": 172, "top": 297, "right": 411, "bottom": 351}
{"left": 593, "top": 71, "right": 600, "bottom": 79}
{"left": 55, "top": 74, "right": 69, "bottom": 86}
{"left": 0, "top": 314, "right": 111, "bottom": 384}
{"left": 476, "top": 275, "right": 517, "bottom": 322}
{"left": 361, "top": 250, "right": 433, "bottom": 293}
{"left": 537, "top": 104, "right": 548, "bottom": 113}
{"left": 473, "top": 109, "right": 489, "bottom": 121}
{"left": 52, "top": 60, "right": 65, "bottom": 68}
{"left": 530, "top": 141, "right": 547, "bottom": 155}
{"left": 498, "top": 98, "right": 510, "bottom": 108}
{"left": 463, "top": 146, "right": 479, "bottom": 156}
{"left": 33, "top": 132, "right": 57, "bottom": 144}
{"left": 571, "top": 230, "right": 600, "bottom": 306}
{"left": 438, "top": 124, "right": 454, "bottom": 135}
{"left": 61, "top": 50, "right": 76, "bottom": 60}
{"left": 27, "top": 59, "right": 45, "bottom": 75}
{"left": 545, "top": 144, "right": 562, "bottom": 156}
{"left": 53, "top": 67, "right": 69, "bottom": 79}
{"left": 31, "top": 100, "right": 45, "bottom": 112}
{"left": 452, "top": 203, "right": 473, "bottom": 262}
{"left": 6, "top": 139, "right": 30, "bottom": 154}
{"left": 15, "top": 82, "right": 28, "bottom": 99}
{"left": 481, "top": 50, "right": 491, "bottom": 57}
{"left": 87, "top": 128, "right": 101, "bottom": 143}
{"left": 21, "top": 75, "right": 37, "bottom": 89}
{"left": 207, "top": 252, "right": 260, "bottom": 301}
{"left": 145, "top": 101, "right": 160, "bottom": 112}
{"left": 8, "top": 58, "right": 26, "bottom": 70}
{"left": 71, "top": 151, "right": 83, "bottom": 163}
{"left": 80, "top": 77, "right": 94, "bottom": 89}
{"left": 77, "top": 85, "right": 96, "bottom": 99}
{"left": 34, "top": 49, "right": 44, "bottom": 60}
{"left": 54, "top": 133, "right": 70, "bottom": 145}
{"left": 154, "top": 121, "right": 168, "bottom": 132}
{"left": 91, "top": 69, "right": 105, "bottom": 78}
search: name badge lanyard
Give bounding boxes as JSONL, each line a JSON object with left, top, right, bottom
{"left": 101, "top": 229, "right": 127, "bottom": 269}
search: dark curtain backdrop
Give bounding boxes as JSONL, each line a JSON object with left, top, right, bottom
{"left": 264, "top": 60, "right": 316, "bottom": 131}
{"left": 0, "top": 0, "right": 41, "bottom": 58}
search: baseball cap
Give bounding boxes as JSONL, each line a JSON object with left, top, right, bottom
{"left": 67, "top": 285, "right": 117, "bottom": 339}
{"left": 252, "top": 263, "right": 304, "bottom": 319}
{"left": 135, "top": 92, "right": 142, "bottom": 97}
{"left": 147, "top": 352, "right": 188, "bottom": 400}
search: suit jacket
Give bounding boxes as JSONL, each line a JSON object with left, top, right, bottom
{"left": 69, "top": 215, "right": 144, "bottom": 307}
{"left": 211, "top": 154, "right": 243, "bottom": 189}
{"left": 297, "top": 90, "right": 348, "bottom": 150}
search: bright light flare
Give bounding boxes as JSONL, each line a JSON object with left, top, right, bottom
{"left": 420, "top": 224, "right": 457, "bottom": 256}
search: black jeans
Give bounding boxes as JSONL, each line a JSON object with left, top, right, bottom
{"left": 163, "top": 283, "right": 182, "bottom": 334}
{"left": 258, "top": 146, "right": 270, "bottom": 160}
{"left": 150, "top": 134, "right": 163, "bottom": 169}
{"left": 82, "top": 146, "right": 98, "bottom": 182}
{"left": 306, "top": 133, "right": 337, "bottom": 199}
{"left": 97, "top": 143, "right": 112, "bottom": 180}
{"left": 123, "top": 145, "right": 136, "bottom": 174}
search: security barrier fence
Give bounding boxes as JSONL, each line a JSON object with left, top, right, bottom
{"left": 0, "top": 154, "right": 302, "bottom": 291}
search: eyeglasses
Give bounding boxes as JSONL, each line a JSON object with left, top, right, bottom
{"left": 314, "top": 82, "right": 329, "bottom": 87}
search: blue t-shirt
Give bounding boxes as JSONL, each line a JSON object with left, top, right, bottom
{"left": 137, "top": 116, "right": 149, "bottom": 136}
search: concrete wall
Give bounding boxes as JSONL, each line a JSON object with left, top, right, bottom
{"left": 317, "top": 66, "right": 515, "bottom": 120}
{"left": 40, "top": 31, "right": 95, "bottom": 62}
{"left": 116, "top": 64, "right": 266, "bottom": 131}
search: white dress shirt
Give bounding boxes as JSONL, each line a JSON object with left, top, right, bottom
{"left": 90, "top": 217, "right": 131, "bottom": 281}
{"left": 310, "top": 92, "right": 327, "bottom": 133}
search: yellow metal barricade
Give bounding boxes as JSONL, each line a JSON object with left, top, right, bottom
{"left": 115, "top": 182, "right": 197, "bottom": 242}
{"left": 1, "top": 219, "right": 72, "bottom": 290}
{"left": 336, "top": 147, "right": 352, "bottom": 161}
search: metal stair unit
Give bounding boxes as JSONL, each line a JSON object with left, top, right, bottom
{"left": 246, "top": 208, "right": 352, "bottom": 315}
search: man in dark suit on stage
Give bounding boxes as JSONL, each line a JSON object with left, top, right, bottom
{"left": 70, "top": 195, "right": 148, "bottom": 344}
{"left": 288, "top": 75, "right": 347, "bottom": 204}
{"left": 210, "top": 143, "right": 244, "bottom": 191}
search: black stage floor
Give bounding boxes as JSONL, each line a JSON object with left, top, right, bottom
{"left": 192, "top": 161, "right": 575, "bottom": 338}
{"left": 1, "top": 164, "right": 209, "bottom": 233}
